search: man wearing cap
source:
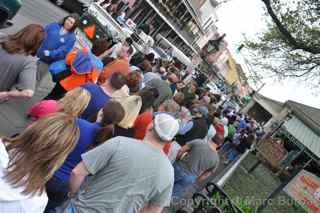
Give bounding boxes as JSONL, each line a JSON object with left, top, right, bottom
{"left": 145, "top": 79, "right": 173, "bottom": 108}
{"left": 175, "top": 106, "right": 210, "bottom": 146}
{"left": 64, "top": 114, "right": 179, "bottom": 213}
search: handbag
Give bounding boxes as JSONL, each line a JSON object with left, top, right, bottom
{"left": 49, "top": 60, "right": 72, "bottom": 82}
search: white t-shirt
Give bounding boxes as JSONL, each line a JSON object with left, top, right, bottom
{"left": 110, "top": 43, "right": 122, "bottom": 59}
{"left": 0, "top": 139, "right": 48, "bottom": 213}
{"left": 206, "top": 125, "right": 217, "bottom": 141}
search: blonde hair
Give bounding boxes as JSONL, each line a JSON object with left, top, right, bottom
{"left": 58, "top": 87, "right": 91, "bottom": 117}
{"left": 3, "top": 113, "right": 80, "bottom": 196}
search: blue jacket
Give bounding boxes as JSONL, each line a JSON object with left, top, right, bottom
{"left": 37, "top": 22, "right": 76, "bottom": 64}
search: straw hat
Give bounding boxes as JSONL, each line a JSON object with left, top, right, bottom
{"left": 111, "top": 85, "right": 130, "bottom": 101}
{"left": 118, "top": 95, "right": 142, "bottom": 129}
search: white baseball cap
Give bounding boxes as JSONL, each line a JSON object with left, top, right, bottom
{"left": 154, "top": 113, "right": 179, "bottom": 141}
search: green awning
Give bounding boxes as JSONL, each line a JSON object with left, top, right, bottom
{"left": 283, "top": 116, "right": 320, "bottom": 158}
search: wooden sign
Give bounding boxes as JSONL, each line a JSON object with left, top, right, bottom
{"left": 257, "top": 138, "right": 287, "bottom": 169}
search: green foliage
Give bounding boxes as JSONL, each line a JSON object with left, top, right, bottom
{"left": 211, "top": 192, "right": 257, "bottom": 213}
{"left": 237, "top": 200, "right": 256, "bottom": 213}
{"left": 243, "top": 0, "right": 320, "bottom": 87}
{"left": 291, "top": 201, "right": 308, "bottom": 213}
{"left": 236, "top": 44, "right": 245, "bottom": 53}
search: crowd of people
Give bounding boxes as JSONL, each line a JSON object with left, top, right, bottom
{"left": 0, "top": 13, "right": 264, "bottom": 213}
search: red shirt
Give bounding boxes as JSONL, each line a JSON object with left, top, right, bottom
{"left": 133, "top": 111, "right": 153, "bottom": 140}
{"left": 163, "top": 143, "right": 171, "bottom": 155}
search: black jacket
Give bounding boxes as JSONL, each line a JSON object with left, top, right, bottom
{"left": 176, "top": 118, "right": 209, "bottom": 146}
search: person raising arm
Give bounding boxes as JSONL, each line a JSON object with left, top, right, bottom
{"left": 0, "top": 24, "right": 45, "bottom": 100}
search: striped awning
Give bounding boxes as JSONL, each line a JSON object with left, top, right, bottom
{"left": 283, "top": 116, "right": 320, "bottom": 158}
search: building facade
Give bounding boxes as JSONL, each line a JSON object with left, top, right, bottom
{"left": 127, "top": 0, "right": 206, "bottom": 56}
{"left": 196, "top": 0, "right": 219, "bottom": 48}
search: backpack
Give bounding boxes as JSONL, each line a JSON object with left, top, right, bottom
{"left": 59, "top": 48, "right": 103, "bottom": 91}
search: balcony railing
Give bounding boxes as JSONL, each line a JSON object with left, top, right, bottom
{"left": 151, "top": 0, "right": 197, "bottom": 43}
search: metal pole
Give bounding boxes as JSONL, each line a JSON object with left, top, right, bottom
{"left": 216, "top": 149, "right": 251, "bottom": 188}
{"left": 171, "top": 0, "right": 184, "bottom": 15}
{"left": 130, "top": 8, "right": 144, "bottom": 23}
{"left": 138, "top": 8, "right": 153, "bottom": 26}
{"left": 247, "top": 160, "right": 261, "bottom": 173}
{"left": 127, "top": 0, "right": 143, "bottom": 19}
{"left": 256, "top": 83, "right": 266, "bottom": 93}
{"left": 164, "top": 29, "right": 173, "bottom": 37}
{"left": 178, "top": 10, "right": 189, "bottom": 27}
{"left": 151, "top": 21, "right": 165, "bottom": 37}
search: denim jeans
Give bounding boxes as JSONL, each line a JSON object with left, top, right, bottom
{"left": 173, "top": 163, "right": 196, "bottom": 199}
{"left": 44, "top": 176, "right": 69, "bottom": 213}
{"left": 227, "top": 149, "right": 240, "bottom": 161}
{"left": 61, "top": 202, "right": 76, "bottom": 213}
{"left": 219, "top": 142, "right": 233, "bottom": 155}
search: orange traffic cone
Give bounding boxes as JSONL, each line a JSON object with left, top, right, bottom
{"left": 83, "top": 25, "right": 96, "bottom": 39}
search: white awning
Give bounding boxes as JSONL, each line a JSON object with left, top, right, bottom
{"left": 284, "top": 116, "right": 320, "bottom": 158}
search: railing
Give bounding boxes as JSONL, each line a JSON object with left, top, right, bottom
{"left": 177, "top": 182, "right": 244, "bottom": 213}
{"left": 177, "top": 150, "right": 252, "bottom": 213}
{"left": 217, "top": 149, "right": 251, "bottom": 188}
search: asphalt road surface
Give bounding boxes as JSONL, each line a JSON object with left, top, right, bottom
{"left": 2, "top": 0, "right": 68, "bottom": 34}
{"left": 0, "top": 0, "right": 68, "bottom": 136}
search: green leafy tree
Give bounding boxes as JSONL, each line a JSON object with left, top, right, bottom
{"left": 243, "top": 0, "right": 320, "bottom": 86}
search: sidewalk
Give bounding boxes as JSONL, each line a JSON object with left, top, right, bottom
{"left": 0, "top": 0, "right": 66, "bottom": 136}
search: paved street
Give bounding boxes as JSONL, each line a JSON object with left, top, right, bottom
{"left": 0, "top": 0, "right": 234, "bottom": 184}
{"left": 0, "top": 0, "right": 68, "bottom": 136}
{"left": 2, "top": 0, "right": 67, "bottom": 34}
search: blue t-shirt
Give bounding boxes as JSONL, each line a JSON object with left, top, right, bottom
{"left": 170, "top": 83, "right": 177, "bottom": 94}
{"left": 54, "top": 119, "right": 101, "bottom": 182}
{"left": 80, "top": 83, "right": 111, "bottom": 121}
{"left": 37, "top": 23, "right": 76, "bottom": 64}
{"left": 239, "top": 119, "right": 247, "bottom": 130}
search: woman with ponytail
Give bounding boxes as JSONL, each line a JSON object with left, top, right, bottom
{"left": 44, "top": 101, "right": 124, "bottom": 212}
{"left": 93, "top": 101, "right": 125, "bottom": 147}
{"left": 133, "top": 87, "right": 159, "bottom": 140}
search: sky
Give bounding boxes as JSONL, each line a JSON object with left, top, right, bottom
{"left": 214, "top": 0, "right": 320, "bottom": 109}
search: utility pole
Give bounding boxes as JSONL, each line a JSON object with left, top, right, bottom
{"left": 256, "top": 82, "right": 266, "bottom": 93}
